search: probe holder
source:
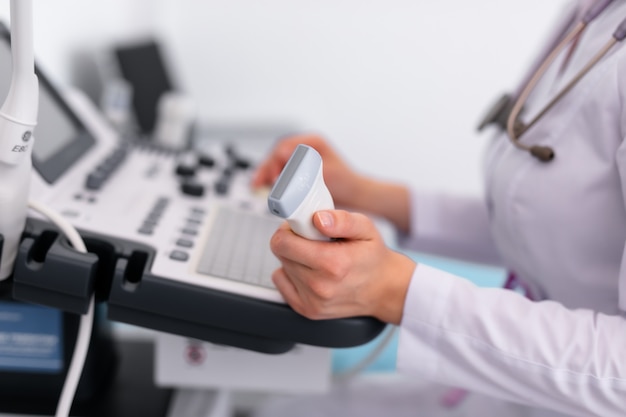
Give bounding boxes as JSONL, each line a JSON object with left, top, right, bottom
{"left": 12, "top": 230, "right": 99, "bottom": 315}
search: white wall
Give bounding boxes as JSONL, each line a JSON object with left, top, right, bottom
{"left": 0, "top": 0, "right": 569, "bottom": 196}
{"left": 154, "top": 0, "right": 570, "bottom": 196}
{"left": 0, "top": 0, "right": 162, "bottom": 100}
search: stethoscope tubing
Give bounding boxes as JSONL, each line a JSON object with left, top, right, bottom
{"left": 506, "top": 0, "right": 626, "bottom": 162}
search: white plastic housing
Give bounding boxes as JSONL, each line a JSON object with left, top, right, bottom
{"left": 0, "top": 156, "right": 32, "bottom": 279}
{"left": 0, "top": 0, "right": 38, "bottom": 279}
{"left": 285, "top": 166, "right": 334, "bottom": 240}
{"left": 268, "top": 145, "right": 335, "bottom": 240}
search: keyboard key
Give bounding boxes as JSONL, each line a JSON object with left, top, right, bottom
{"left": 176, "top": 239, "right": 194, "bottom": 248}
{"left": 170, "top": 251, "right": 189, "bottom": 262}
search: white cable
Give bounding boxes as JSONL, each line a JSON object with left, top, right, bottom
{"left": 27, "top": 199, "right": 93, "bottom": 417}
{"left": 332, "top": 324, "right": 398, "bottom": 384}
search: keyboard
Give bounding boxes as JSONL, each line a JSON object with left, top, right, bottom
{"left": 197, "top": 206, "right": 283, "bottom": 289}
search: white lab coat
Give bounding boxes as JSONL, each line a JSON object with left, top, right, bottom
{"left": 399, "top": 1, "right": 626, "bottom": 416}
{"left": 255, "top": 1, "right": 626, "bottom": 416}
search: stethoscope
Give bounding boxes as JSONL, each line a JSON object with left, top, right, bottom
{"left": 478, "top": 0, "right": 626, "bottom": 162}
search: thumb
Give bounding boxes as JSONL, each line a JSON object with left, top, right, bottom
{"left": 313, "top": 210, "right": 376, "bottom": 241}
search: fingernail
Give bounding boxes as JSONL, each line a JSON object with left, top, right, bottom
{"left": 317, "top": 211, "right": 334, "bottom": 228}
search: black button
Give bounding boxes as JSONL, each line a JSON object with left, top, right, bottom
{"left": 180, "top": 181, "right": 205, "bottom": 197}
{"left": 175, "top": 164, "right": 196, "bottom": 177}
{"left": 198, "top": 154, "right": 215, "bottom": 168}
{"left": 185, "top": 220, "right": 202, "bottom": 230}
{"left": 233, "top": 158, "right": 251, "bottom": 169}
{"left": 188, "top": 211, "right": 205, "bottom": 221}
{"left": 176, "top": 239, "right": 194, "bottom": 248}
{"left": 155, "top": 197, "right": 170, "bottom": 208}
{"left": 170, "top": 251, "right": 189, "bottom": 261}
{"left": 146, "top": 212, "right": 162, "bottom": 222}
{"left": 96, "top": 162, "right": 114, "bottom": 176}
{"left": 181, "top": 228, "right": 198, "bottom": 236}
{"left": 85, "top": 172, "right": 105, "bottom": 190}
{"left": 225, "top": 145, "right": 251, "bottom": 169}
{"left": 215, "top": 178, "right": 229, "bottom": 195}
{"left": 138, "top": 227, "right": 154, "bottom": 235}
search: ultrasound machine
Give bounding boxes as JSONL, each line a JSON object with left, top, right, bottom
{"left": 0, "top": 23, "right": 385, "bottom": 356}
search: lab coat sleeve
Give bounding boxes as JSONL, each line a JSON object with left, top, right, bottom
{"left": 398, "top": 190, "right": 502, "bottom": 266}
{"left": 397, "top": 263, "right": 626, "bottom": 417}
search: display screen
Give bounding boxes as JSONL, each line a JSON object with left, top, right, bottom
{"left": 31, "top": 81, "right": 76, "bottom": 161}
{"left": 0, "top": 301, "right": 63, "bottom": 373}
{"left": 115, "top": 40, "right": 173, "bottom": 135}
{"left": 0, "top": 23, "right": 95, "bottom": 184}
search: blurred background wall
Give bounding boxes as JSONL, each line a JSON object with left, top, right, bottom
{"left": 0, "top": 0, "right": 569, "bottom": 196}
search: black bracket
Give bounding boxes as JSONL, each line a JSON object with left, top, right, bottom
{"left": 12, "top": 230, "right": 99, "bottom": 315}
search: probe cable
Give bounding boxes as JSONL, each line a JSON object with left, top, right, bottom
{"left": 27, "top": 200, "right": 93, "bottom": 417}
{"left": 333, "top": 324, "right": 398, "bottom": 384}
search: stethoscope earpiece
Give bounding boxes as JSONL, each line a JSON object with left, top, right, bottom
{"left": 529, "top": 145, "right": 555, "bottom": 162}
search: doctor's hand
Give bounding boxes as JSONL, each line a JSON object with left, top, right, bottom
{"left": 252, "top": 134, "right": 412, "bottom": 234}
{"left": 252, "top": 134, "right": 362, "bottom": 209}
{"left": 270, "top": 209, "right": 416, "bottom": 325}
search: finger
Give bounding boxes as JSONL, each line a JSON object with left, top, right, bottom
{"left": 251, "top": 133, "right": 331, "bottom": 188}
{"left": 272, "top": 268, "right": 306, "bottom": 314}
{"left": 251, "top": 160, "right": 281, "bottom": 188}
{"left": 251, "top": 138, "right": 303, "bottom": 187}
{"left": 313, "top": 210, "right": 378, "bottom": 241}
{"left": 270, "top": 223, "right": 316, "bottom": 264}
{"left": 274, "top": 267, "right": 335, "bottom": 320}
